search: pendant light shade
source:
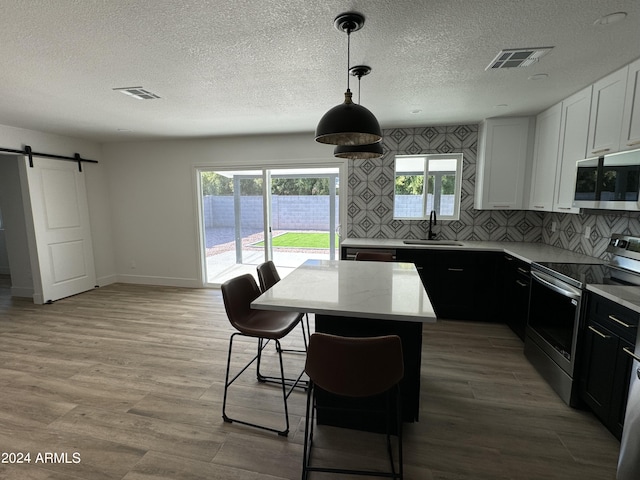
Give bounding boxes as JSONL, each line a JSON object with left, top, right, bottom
{"left": 333, "top": 65, "right": 383, "bottom": 159}
{"left": 315, "top": 12, "right": 382, "bottom": 146}
{"left": 316, "top": 90, "right": 382, "bottom": 145}
{"left": 333, "top": 141, "right": 383, "bottom": 159}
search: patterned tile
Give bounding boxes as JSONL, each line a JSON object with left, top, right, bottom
{"left": 345, "top": 123, "right": 632, "bottom": 258}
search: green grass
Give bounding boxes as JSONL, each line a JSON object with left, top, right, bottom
{"left": 254, "top": 232, "right": 339, "bottom": 249}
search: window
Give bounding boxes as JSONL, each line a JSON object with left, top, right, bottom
{"left": 393, "top": 153, "right": 463, "bottom": 220}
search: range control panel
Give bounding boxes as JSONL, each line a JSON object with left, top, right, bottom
{"left": 608, "top": 234, "right": 640, "bottom": 271}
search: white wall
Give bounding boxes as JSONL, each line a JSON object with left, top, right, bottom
{"left": 102, "top": 133, "right": 340, "bottom": 287}
{"left": 0, "top": 124, "right": 116, "bottom": 291}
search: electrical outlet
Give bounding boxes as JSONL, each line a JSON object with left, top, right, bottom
{"left": 584, "top": 225, "right": 591, "bottom": 238}
{"left": 551, "top": 221, "right": 557, "bottom": 232}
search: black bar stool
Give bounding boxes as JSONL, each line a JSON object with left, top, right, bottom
{"left": 257, "top": 260, "right": 310, "bottom": 353}
{"left": 221, "top": 273, "right": 306, "bottom": 436}
{"left": 301, "top": 332, "right": 405, "bottom": 479}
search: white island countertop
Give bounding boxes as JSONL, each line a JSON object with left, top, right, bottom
{"left": 252, "top": 259, "right": 436, "bottom": 323}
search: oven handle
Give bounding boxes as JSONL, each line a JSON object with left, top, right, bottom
{"left": 530, "top": 270, "right": 582, "bottom": 301}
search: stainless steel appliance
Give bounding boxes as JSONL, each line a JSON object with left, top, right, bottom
{"left": 574, "top": 148, "right": 640, "bottom": 210}
{"left": 526, "top": 234, "right": 640, "bottom": 407}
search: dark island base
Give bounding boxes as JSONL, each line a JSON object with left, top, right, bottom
{"left": 314, "top": 314, "right": 423, "bottom": 432}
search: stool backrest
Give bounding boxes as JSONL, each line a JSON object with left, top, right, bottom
{"left": 305, "top": 333, "right": 404, "bottom": 398}
{"left": 257, "top": 260, "right": 281, "bottom": 292}
{"left": 221, "top": 274, "right": 261, "bottom": 330}
{"left": 354, "top": 251, "right": 394, "bottom": 262}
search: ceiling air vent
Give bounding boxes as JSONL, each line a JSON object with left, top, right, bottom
{"left": 113, "top": 87, "right": 161, "bottom": 100}
{"left": 486, "top": 47, "right": 553, "bottom": 70}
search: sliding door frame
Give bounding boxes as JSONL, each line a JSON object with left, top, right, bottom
{"left": 194, "top": 159, "right": 347, "bottom": 288}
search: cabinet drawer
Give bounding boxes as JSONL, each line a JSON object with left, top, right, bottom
{"left": 588, "top": 294, "right": 639, "bottom": 343}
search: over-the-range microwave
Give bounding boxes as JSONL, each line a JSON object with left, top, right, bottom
{"left": 574, "top": 148, "right": 640, "bottom": 210}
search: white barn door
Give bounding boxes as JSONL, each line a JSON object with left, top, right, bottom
{"left": 21, "top": 156, "right": 96, "bottom": 304}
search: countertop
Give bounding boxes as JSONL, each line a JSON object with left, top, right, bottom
{"left": 586, "top": 284, "right": 640, "bottom": 315}
{"left": 252, "top": 259, "right": 437, "bottom": 323}
{"left": 340, "top": 238, "right": 604, "bottom": 264}
{"left": 341, "top": 238, "right": 640, "bottom": 313}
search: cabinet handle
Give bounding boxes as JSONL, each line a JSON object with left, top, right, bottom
{"left": 608, "top": 315, "right": 636, "bottom": 328}
{"left": 448, "top": 267, "right": 464, "bottom": 272}
{"left": 591, "top": 148, "right": 611, "bottom": 155}
{"left": 517, "top": 267, "right": 529, "bottom": 274}
{"left": 533, "top": 205, "right": 545, "bottom": 209}
{"left": 505, "top": 256, "right": 513, "bottom": 261}
{"left": 516, "top": 280, "right": 528, "bottom": 287}
{"left": 623, "top": 347, "right": 640, "bottom": 363}
{"left": 627, "top": 140, "right": 640, "bottom": 147}
{"left": 588, "top": 325, "right": 610, "bottom": 339}
{"left": 492, "top": 205, "right": 511, "bottom": 208}
{"left": 557, "top": 207, "right": 572, "bottom": 210}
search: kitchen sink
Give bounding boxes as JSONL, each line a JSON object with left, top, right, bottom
{"left": 403, "top": 239, "right": 464, "bottom": 246}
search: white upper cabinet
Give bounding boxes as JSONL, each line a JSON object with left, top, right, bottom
{"left": 475, "top": 117, "right": 533, "bottom": 210}
{"left": 587, "top": 66, "right": 628, "bottom": 156}
{"left": 621, "top": 58, "right": 640, "bottom": 151}
{"left": 529, "top": 104, "right": 562, "bottom": 212}
{"left": 554, "top": 86, "right": 592, "bottom": 214}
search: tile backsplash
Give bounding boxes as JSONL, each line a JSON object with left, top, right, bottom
{"left": 346, "top": 124, "right": 640, "bottom": 260}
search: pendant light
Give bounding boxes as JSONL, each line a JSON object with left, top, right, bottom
{"left": 315, "top": 12, "right": 382, "bottom": 146}
{"left": 334, "top": 65, "right": 383, "bottom": 159}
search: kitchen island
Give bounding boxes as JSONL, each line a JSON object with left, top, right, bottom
{"left": 252, "top": 259, "right": 436, "bottom": 429}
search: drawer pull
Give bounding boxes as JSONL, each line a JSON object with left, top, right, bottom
{"left": 608, "top": 315, "right": 636, "bottom": 328}
{"left": 588, "top": 325, "right": 610, "bottom": 339}
{"left": 591, "top": 148, "right": 611, "bottom": 155}
{"left": 623, "top": 347, "right": 640, "bottom": 363}
{"left": 627, "top": 140, "right": 640, "bottom": 147}
{"left": 448, "top": 267, "right": 464, "bottom": 272}
{"left": 557, "top": 207, "right": 572, "bottom": 210}
{"left": 517, "top": 267, "right": 529, "bottom": 274}
{"left": 516, "top": 280, "right": 528, "bottom": 287}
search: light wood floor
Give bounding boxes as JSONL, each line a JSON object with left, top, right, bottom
{"left": 0, "top": 283, "right": 621, "bottom": 479}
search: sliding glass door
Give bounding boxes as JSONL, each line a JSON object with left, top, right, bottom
{"left": 198, "top": 166, "right": 341, "bottom": 286}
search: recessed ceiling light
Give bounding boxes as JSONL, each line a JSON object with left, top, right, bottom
{"left": 594, "top": 12, "right": 627, "bottom": 26}
{"left": 528, "top": 73, "right": 549, "bottom": 80}
{"left": 113, "top": 87, "right": 161, "bottom": 100}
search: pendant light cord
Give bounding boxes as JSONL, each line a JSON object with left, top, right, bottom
{"left": 346, "top": 33, "right": 350, "bottom": 91}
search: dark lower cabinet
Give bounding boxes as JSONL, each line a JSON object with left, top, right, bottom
{"left": 501, "top": 254, "right": 531, "bottom": 341}
{"left": 579, "top": 293, "right": 638, "bottom": 440}
{"left": 395, "top": 248, "right": 499, "bottom": 321}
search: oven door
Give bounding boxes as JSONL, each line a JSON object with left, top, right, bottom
{"left": 527, "top": 269, "right": 582, "bottom": 376}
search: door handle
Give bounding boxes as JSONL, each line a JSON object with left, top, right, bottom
{"left": 588, "top": 325, "right": 610, "bottom": 339}
{"left": 608, "top": 315, "right": 636, "bottom": 328}
{"left": 623, "top": 347, "right": 640, "bottom": 362}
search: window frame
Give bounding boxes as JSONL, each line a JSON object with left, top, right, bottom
{"left": 393, "top": 153, "right": 463, "bottom": 221}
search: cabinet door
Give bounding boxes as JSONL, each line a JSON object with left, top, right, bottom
{"left": 587, "top": 67, "right": 628, "bottom": 156}
{"left": 610, "top": 338, "right": 635, "bottom": 439}
{"left": 580, "top": 321, "right": 618, "bottom": 422}
{"left": 621, "top": 58, "right": 640, "bottom": 151}
{"left": 529, "top": 104, "right": 562, "bottom": 211}
{"left": 475, "top": 117, "right": 533, "bottom": 210}
{"left": 554, "top": 86, "right": 592, "bottom": 214}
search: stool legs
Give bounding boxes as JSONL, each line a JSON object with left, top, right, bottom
{"left": 222, "top": 332, "right": 305, "bottom": 437}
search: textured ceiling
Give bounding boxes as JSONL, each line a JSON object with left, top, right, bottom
{"left": 0, "top": 0, "right": 639, "bottom": 143}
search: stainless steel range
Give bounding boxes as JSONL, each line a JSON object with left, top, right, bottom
{"left": 525, "top": 234, "right": 640, "bottom": 407}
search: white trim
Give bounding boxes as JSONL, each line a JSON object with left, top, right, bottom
{"left": 117, "top": 273, "right": 200, "bottom": 288}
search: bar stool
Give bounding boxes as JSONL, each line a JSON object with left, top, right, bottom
{"left": 354, "top": 251, "right": 394, "bottom": 262}
{"left": 257, "top": 260, "right": 310, "bottom": 352}
{"left": 221, "top": 273, "right": 306, "bottom": 436}
{"left": 301, "top": 332, "right": 404, "bottom": 479}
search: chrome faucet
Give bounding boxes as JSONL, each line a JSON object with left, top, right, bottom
{"left": 428, "top": 210, "right": 437, "bottom": 240}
